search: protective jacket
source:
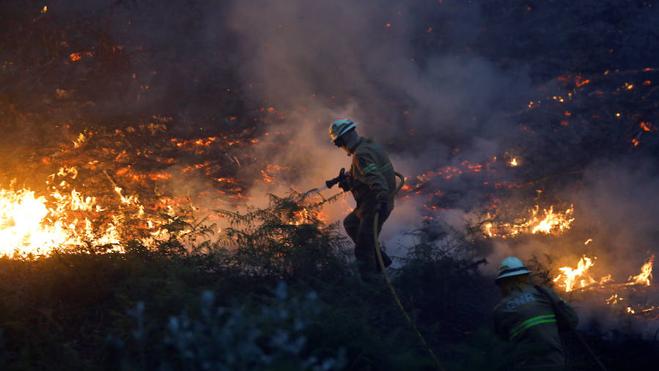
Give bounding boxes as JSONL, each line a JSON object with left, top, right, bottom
{"left": 343, "top": 137, "right": 396, "bottom": 279}
{"left": 348, "top": 138, "right": 396, "bottom": 207}
{"left": 494, "top": 283, "right": 578, "bottom": 370}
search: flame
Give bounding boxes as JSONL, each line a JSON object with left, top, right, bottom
{"left": 73, "top": 132, "right": 87, "bottom": 148}
{"left": 0, "top": 188, "right": 121, "bottom": 257}
{"left": 508, "top": 157, "right": 520, "bottom": 167}
{"left": 553, "top": 256, "right": 597, "bottom": 292}
{"left": 482, "top": 221, "right": 494, "bottom": 238}
{"left": 554, "top": 255, "right": 654, "bottom": 293}
{"left": 529, "top": 205, "right": 575, "bottom": 234}
{"left": 483, "top": 205, "right": 575, "bottom": 238}
{"left": 0, "top": 166, "right": 192, "bottom": 258}
{"left": 0, "top": 189, "right": 67, "bottom": 256}
{"left": 626, "top": 256, "right": 654, "bottom": 286}
{"left": 289, "top": 208, "right": 313, "bottom": 226}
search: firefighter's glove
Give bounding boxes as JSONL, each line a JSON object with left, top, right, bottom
{"left": 338, "top": 173, "right": 352, "bottom": 192}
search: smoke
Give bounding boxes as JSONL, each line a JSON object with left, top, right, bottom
{"left": 219, "top": 0, "right": 659, "bottom": 286}
{"left": 1, "top": 0, "right": 657, "bottom": 298}
{"left": 220, "top": 0, "right": 535, "bottom": 244}
{"left": 224, "top": 0, "right": 530, "bottom": 153}
{"left": 570, "top": 158, "right": 659, "bottom": 272}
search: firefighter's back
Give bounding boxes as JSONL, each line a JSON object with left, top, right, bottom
{"left": 350, "top": 138, "right": 396, "bottom": 201}
{"left": 494, "top": 283, "right": 567, "bottom": 370}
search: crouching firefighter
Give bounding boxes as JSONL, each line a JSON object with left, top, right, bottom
{"left": 326, "top": 119, "right": 397, "bottom": 281}
{"left": 494, "top": 256, "right": 579, "bottom": 371}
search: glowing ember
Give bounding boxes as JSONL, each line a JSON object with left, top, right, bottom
{"left": 68, "top": 51, "right": 93, "bottom": 63}
{"left": 640, "top": 121, "right": 653, "bottom": 132}
{"left": 575, "top": 76, "right": 591, "bottom": 88}
{"left": 605, "top": 294, "right": 623, "bottom": 305}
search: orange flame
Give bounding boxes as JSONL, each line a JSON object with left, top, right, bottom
{"left": 553, "top": 256, "right": 601, "bottom": 292}
{"left": 626, "top": 256, "right": 654, "bottom": 286}
{"left": 0, "top": 188, "right": 121, "bottom": 257}
{"left": 483, "top": 205, "right": 575, "bottom": 238}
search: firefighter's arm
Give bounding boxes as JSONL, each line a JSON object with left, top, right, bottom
{"left": 551, "top": 290, "right": 579, "bottom": 329}
{"left": 354, "top": 153, "right": 390, "bottom": 201}
{"left": 538, "top": 285, "right": 579, "bottom": 329}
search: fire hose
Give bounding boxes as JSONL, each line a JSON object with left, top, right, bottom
{"left": 373, "top": 172, "right": 448, "bottom": 371}
{"left": 321, "top": 170, "right": 605, "bottom": 370}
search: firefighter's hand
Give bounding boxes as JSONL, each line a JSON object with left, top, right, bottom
{"left": 338, "top": 174, "right": 352, "bottom": 191}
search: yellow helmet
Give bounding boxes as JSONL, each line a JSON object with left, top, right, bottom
{"left": 329, "top": 119, "right": 356, "bottom": 143}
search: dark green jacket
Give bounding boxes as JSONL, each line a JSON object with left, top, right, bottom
{"left": 348, "top": 138, "right": 396, "bottom": 206}
{"left": 494, "top": 284, "right": 578, "bottom": 370}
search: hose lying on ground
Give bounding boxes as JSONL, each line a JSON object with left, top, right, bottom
{"left": 373, "top": 172, "right": 447, "bottom": 371}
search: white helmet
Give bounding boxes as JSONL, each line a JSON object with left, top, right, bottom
{"left": 329, "top": 119, "right": 356, "bottom": 143}
{"left": 495, "top": 256, "right": 530, "bottom": 281}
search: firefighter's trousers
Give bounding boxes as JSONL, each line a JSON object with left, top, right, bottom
{"left": 343, "top": 201, "right": 393, "bottom": 279}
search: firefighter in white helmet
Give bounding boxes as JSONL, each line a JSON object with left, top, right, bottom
{"left": 494, "top": 256, "right": 579, "bottom": 370}
{"left": 328, "top": 119, "right": 395, "bottom": 280}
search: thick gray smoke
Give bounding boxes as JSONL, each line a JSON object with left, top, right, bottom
{"left": 225, "top": 0, "right": 530, "bottom": 158}
{"left": 218, "top": 0, "right": 659, "bottom": 283}
{"left": 222, "top": 0, "right": 534, "bottom": 252}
